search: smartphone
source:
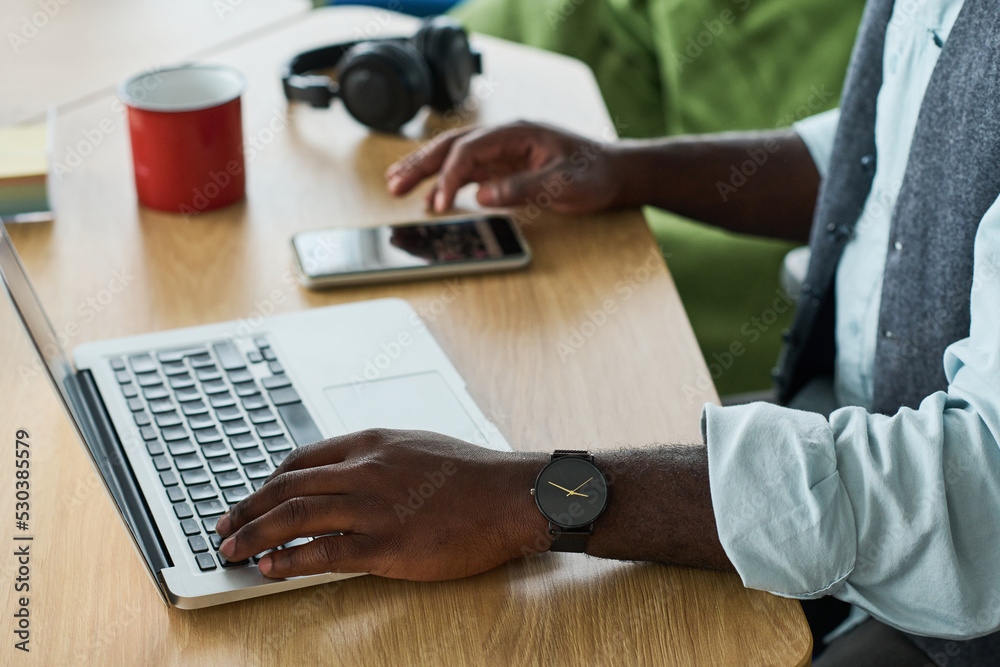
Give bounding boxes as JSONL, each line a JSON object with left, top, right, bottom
{"left": 291, "top": 215, "right": 531, "bottom": 288}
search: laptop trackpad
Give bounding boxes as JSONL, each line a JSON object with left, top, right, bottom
{"left": 323, "top": 372, "right": 489, "bottom": 447}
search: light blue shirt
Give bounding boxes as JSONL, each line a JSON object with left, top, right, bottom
{"left": 704, "top": 0, "right": 1000, "bottom": 639}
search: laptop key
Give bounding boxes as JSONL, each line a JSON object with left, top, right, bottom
{"left": 237, "top": 447, "right": 265, "bottom": 465}
{"left": 160, "top": 470, "right": 179, "bottom": 487}
{"left": 256, "top": 422, "right": 284, "bottom": 439}
{"left": 169, "top": 439, "right": 196, "bottom": 457}
{"left": 252, "top": 478, "right": 266, "bottom": 491}
{"left": 148, "top": 398, "right": 175, "bottom": 414}
{"left": 261, "top": 374, "right": 290, "bottom": 390}
{"left": 267, "top": 386, "right": 301, "bottom": 406}
{"left": 229, "top": 433, "right": 257, "bottom": 450}
{"left": 169, "top": 373, "right": 195, "bottom": 390}
{"left": 245, "top": 462, "right": 271, "bottom": 480}
{"left": 121, "top": 382, "right": 138, "bottom": 398}
{"left": 200, "top": 442, "right": 229, "bottom": 459}
{"left": 182, "top": 399, "right": 209, "bottom": 416}
{"left": 202, "top": 379, "right": 230, "bottom": 395}
{"left": 233, "top": 382, "right": 259, "bottom": 398}
{"left": 215, "top": 471, "right": 245, "bottom": 488}
{"left": 268, "top": 361, "right": 284, "bottom": 375}
{"left": 128, "top": 353, "right": 157, "bottom": 374}
{"left": 174, "top": 502, "right": 194, "bottom": 520}
{"left": 277, "top": 403, "right": 323, "bottom": 447}
{"left": 223, "top": 419, "right": 250, "bottom": 436}
{"left": 241, "top": 394, "right": 267, "bottom": 410}
{"left": 189, "top": 485, "right": 218, "bottom": 502}
{"left": 152, "top": 455, "right": 171, "bottom": 472}
{"left": 195, "top": 553, "right": 217, "bottom": 571}
{"left": 213, "top": 341, "right": 246, "bottom": 371}
{"left": 161, "top": 425, "right": 189, "bottom": 442}
{"left": 254, "top": 337, "right": 270, "bottom": 349}
{"left": 262, "top": 436, "right": 291, "bottom": 453}
{"left": 210, "top": 534, "right": 223, "bottom": 550}
{"left": 167, "top": 487, "right": 185, "bottom": 503}
{"left": 187, "top": 414, "right": 214, "bottom": 430}
{"left": 228, "top": 368, "right": 253, "bottom": 384}
{"left": 157, "top": 346, "right": 207, "bottom": 364}
{"left": 247, "top": 350, "right": 264, "bottom": 364}
{"left": 188, "top": 535, "right": 209, "bottom": 554}
{"left": 196, "top": 367, "right": 222, "bottom": 382}
{"left": 115, "top": 370, "right": 132, "bottom": 384}
{"left": 180, "top": 519, "right": 201, "bottom": 536}
{"left": 143, "top": 385, "right": 169, "bottom": 401}
{"left": 140, "top": 426, "right": 158, "bottom": 441}
{"left": 189, "top": 353, "right": 214, "bottom": 368}
{"left": 271, "top": 451, "right": 291, "bottom": 467}
{"left": 136, "top": 372, "right": 163, "bottom": 388}
{"left": 194, "top": 427, "right": 223, "bottom": 444}
{"left": 174, "top": 454, "right": 202, "bottom": 471}
{"left": 208, "top": 456, "right": 237, "bottom": 474}
{"left": 127, "top": 397, "right": 144, "bottom": 412}
{"left": 174, "top": 387, "right": 201, "bottom": 402}
{"left": 220, "top": 555, "right": 250, "bottom": 568}
{"left": 215, "top": 406, "right": 242, "bottom": 422}
{"left": 209, "top": 392, "right": 235, "bottom": 408}
{"left": 134, "top": 411, "right": 151, "bottom": 427}
{"left": 224, "top": 486, "right": 250, "bottom": 504}
{"left": 262, "top": 347, "right": 277, "bottom": 362}
{"left": 248, "top": 408, "right": 276, "bottom": 425}
{"left": 146, "top": 440, "right": 165, "bottom": 457}
{"left": 182, "top": 468, "right": 211, "bottom": 486}
{"left": 161, "top": 361, "right": 187, "bottom": 376}
{"left": 203, "top": 516, "right": 221, "bottom": 534}
{"left": 155, "top": 411, "right": 182, "bottom": 428}
{"left": 195, "top": 499, "right": 226, "bottom": 517}
{"left": 110, "top": 357, "right": 126, "bottom": 371}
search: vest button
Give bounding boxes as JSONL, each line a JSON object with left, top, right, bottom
{"left": 894, "top": 241, "right": 903, "bottom": 251}
{"left": 884, "top": 330, "right": 895, "bottom": 339}
{"left": 860, "top": 154, "right": 876, "bottom": 173}
{"left": 781, "top": 328, "right": 792, "bottom": 343}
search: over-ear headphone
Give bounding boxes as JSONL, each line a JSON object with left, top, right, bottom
{"left": 281, "top": 16, "right": 482, "bottom": 133}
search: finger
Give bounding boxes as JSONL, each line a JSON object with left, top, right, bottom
{"left": 386, "top": 128, "right": 473, "bottom": 196}
{"left": 476, "top": 166, "right": 561, "bottom": 208}
{"left": 219, "top": 495, "right": 353, "bottom": 562}
{"left": 433, "top": 129, "right": 532, "bottom": 212}
{"left": 217, "top": 465, "right": 343, "bottom": 538}
{"left": 258, "top": 534, "right": 375, "bottom": 578}
{"left": 266, "top": 436, "right": 352, "bottom": 482}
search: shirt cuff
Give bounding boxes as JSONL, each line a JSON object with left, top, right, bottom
{"left": 702, "top": 401, "right": 857, "bottom": 598}
{"left": 793, "top": 108, "right": 841, "bottom": 180}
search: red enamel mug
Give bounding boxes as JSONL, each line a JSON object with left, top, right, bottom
{"left": 119, "top": 64, "right": 246, "bottom": 214}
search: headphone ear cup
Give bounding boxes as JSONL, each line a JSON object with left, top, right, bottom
{"left": 338, "top": 42, "right": 433, "bottom": 133}
{"left": 414, "top": 17, "right": 477, "bottom": 113}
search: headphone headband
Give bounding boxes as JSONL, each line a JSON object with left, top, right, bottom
{"left": 281, "top": 38, "right": 407, "bottom": 108}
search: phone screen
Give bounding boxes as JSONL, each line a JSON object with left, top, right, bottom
{"left": 293, "top": 216, "right": 527, "bottom": 279}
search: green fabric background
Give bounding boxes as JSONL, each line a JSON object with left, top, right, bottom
{"left": 452, "top": 0, "right": 864, "bottom": 395}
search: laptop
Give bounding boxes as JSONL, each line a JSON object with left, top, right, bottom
{"left": 0, "top": 220, "right": 511, "bottom": 608}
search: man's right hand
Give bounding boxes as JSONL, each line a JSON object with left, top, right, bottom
{"left": 385, "top": 121, "right": 625, "bottom": 214}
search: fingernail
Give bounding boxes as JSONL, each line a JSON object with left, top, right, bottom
{"left": 258, "top": 556, "right": 273, "bottom": 576}
{"left": 480, "top": 184, "right": 499, "bottom": 205}
{"left": 220, "top": 536, "right": 235, "bottom": 558}
{"left": 434, "top": 190, "right": 447, "bottom": 212}
{"left": 387, "top": 175, "right": 402, "bottom": 191}
{"left": 216, "top": 513, "right": 231, "bottom": 536}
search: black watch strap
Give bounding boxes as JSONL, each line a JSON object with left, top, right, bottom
{"left": 547, "top": 450, "right": 595, "bottom": 553}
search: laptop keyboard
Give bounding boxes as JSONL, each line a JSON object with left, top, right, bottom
{"left": 110, "top": 336, "right": 324, "bottom": 572}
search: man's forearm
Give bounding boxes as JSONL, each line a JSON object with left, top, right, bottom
{"left": 509, "top": 446, "right": 734, "bottom": 572}
{"left": 610, "top": 130, "right": 821, "bottom": 244}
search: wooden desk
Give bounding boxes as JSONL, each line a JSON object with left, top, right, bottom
{"left": 0, "top": 0, "right": 309, "bottom": 125}
{"left": 0, "top": 7, "right": 811, "bottom": 665}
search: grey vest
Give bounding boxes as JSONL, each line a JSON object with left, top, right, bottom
{"left": 776, "top": 0, "right": 1000, "bottom": 658}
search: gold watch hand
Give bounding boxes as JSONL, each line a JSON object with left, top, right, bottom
{"left": 569, "top": 477, "right": 593, "bottom": 494}
{"left": 547, "top": 481, "right": 588, "bottom": 497}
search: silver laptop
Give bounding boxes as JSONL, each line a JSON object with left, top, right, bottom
{"left": 0, "top": 220, "right": 510, "bottom": 608}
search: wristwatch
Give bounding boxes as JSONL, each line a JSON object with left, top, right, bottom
{"left": 531, "top": 450, "right": 609, "bottom": 552}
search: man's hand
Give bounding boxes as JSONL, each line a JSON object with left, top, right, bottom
{"left": 214, "top": 429, "right": 548, "bottom": 580}
{"left": 385, "top": 121, "right": 625, "bottom": 214}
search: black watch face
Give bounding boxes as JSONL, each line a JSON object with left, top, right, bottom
{"left": 534, "top": 457, "right": 608, "bottom": 529}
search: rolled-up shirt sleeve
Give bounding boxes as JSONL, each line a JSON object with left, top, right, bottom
{"left": 703, "top": 193, "right": 1000, "bottom": 640}
{"left": 793, "top": 108, "right": 840, "bottom": 179}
